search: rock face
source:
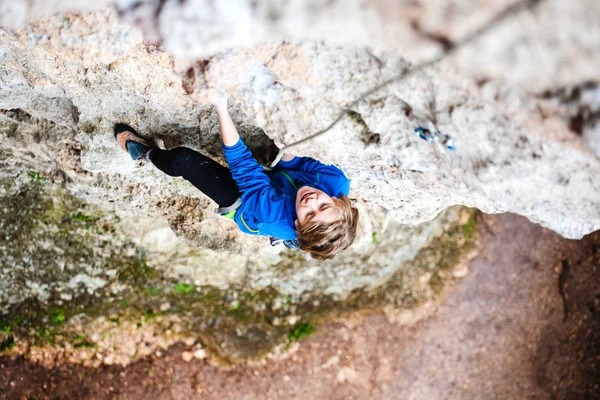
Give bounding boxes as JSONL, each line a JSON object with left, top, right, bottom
{"left": 159, "top": 0, "right": 600, "bottom": 90}
{"left": 6, "top": 0, "right": 598, "bottom": 156}
{"left": 3, "top": 0, "right": 600, "bottom": 159}
{"left": 0, "top": 7, "right": 599, "bottom": 364}
{"left": 3, "top": 1, "right": 600, "bottom": 90}
{"left": 188, "top": 41, "right": 600, "bottom": 239}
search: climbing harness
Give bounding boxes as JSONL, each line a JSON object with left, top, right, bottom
{"left": 214, "top": 197, "right": 242, "bottom": 215}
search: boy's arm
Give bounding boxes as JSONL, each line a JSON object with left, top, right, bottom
{"left": 213, "top": 96, "right": 239, "bottom": 146}
{"left": 213, "top": 96, "right": 287, "bottom": 222}
{"left": 275, "top": 155, "right": 345, "bottom": 175}
{"left": 273, "top": 141, "right": 295, "bottom": 162}
{"left": 223, "top": 141, "right": 287, "bottom": 221}
{"left": 271, "top": 142, "right": 332, "bottom": 172}
{"left": 273, "top": 148, "right": 351, "bottom": 196}
{"left": 280, "top": 152, "right": 295, "bottom": 162}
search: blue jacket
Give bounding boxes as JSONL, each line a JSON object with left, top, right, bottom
{"left": 223, "top": 139, "right": 351, "bottom": 240}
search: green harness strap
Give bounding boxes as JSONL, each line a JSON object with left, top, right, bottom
{"left": 221, "top": 209, "right": 259, "bottom": 233}
{"left": 221, "top": 172, "right": 298, "bottom": 233}
{"left": 221, "top": 209, "right": 236, "bottom": 220}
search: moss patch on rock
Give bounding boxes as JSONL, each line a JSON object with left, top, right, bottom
{"left": 0, "top": 172, "right": 478, "bottom": 365}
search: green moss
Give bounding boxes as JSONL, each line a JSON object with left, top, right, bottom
{"left": 141, "top": 308, "right": 163, "bottom": 322}
{"left": 49, "top": 308, "right": 66, "bottom": 325}
{"left": 70, "top": 211, "right": 100, "bottom": 230}
{"left": 36, "top": 326, "right": 57, "bottom": 345}
{"left": 141, "top": 287, "right": 161, "bottom": 296}
{"left": 0, "top": 178, "right": 161, "bottom": 347}
{"left": 73, "top": 340, "right": 97, "bottom": 349}
{"left": 0, "top": 336, "right": 15, "bottom": 352}
{"left": 117, "top": 258, "right": 159, "bottom": 287}
{"left": 1, "top": 175, "right": 479, "bottom": 366}
{"left": 27, "top": 171, "right": 47, "bottom": 182}
{"left": 461, "top": 214, "right": 476, "bottom": 239}
{"left": 173, "top": 283, "right": 195, "bottom": 294}
{"left": 73, "top": 335, "right": 97, "bottom": 349}
{"left": 288, "top": 322, "right": 315, "bottom": 342}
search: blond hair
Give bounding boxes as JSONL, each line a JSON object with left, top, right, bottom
{"left": 295, "top": 194, "right": 359, "bottom": 260}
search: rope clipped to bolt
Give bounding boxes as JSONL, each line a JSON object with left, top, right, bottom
{"left": 268, "top": 0, "right": 545, "bottom": 169}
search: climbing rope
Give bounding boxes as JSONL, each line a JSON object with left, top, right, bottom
{"left": 268, "top": 0, "right": 545, "bottom": 169}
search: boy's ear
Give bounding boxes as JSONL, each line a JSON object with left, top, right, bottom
{"left": 294, "top": 219, "right": 300, "bottom": 229}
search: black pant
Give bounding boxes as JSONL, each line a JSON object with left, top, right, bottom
{"left": 151, "top": 147, "right": 240, "bottom": 208}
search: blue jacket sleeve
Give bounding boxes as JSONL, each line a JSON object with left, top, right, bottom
{"left": 276, "top": 156, "right": 351, "bottom": 196}
{"left": 223, "top": 139, "right": 287, "bottom": 222}
{"left": 275, "top": 156, "right": 339, "bottom": 173}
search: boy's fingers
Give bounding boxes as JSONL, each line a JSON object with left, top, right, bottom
{"left": 207, "top": 89, "right": 228, "bottom": 107}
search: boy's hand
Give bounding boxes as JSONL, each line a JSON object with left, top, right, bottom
{"left": 209, "top": 89, "right": 228, "bottom": 111}
{"left": 273, "top": 140, "right": 295, "bottom": 162}
{"left": 211, "top": 90, "right": 240, "bottom": 146}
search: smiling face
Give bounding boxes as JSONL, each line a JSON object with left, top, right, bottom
{"left": 295, "top": 186, "right": 340, "bottom": 227}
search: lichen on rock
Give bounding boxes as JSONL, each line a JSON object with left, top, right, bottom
{"left": 0, "top": 170, "right": 478, "bottom": 365}
{"left": 0, "top": 7, "right": 599, "bottom": 366}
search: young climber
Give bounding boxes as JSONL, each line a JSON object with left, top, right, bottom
{"left": 114, "top": 95, "right": 359, "bottom": 260}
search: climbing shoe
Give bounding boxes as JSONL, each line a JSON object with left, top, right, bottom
{"left": 114, "top": 123, "right": 154, "bottom": 161}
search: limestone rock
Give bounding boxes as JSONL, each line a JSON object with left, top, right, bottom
{"left": 189, "top": 41, "right": 600, "bottom": 239}
{"left": 3, "top": 1, "right": 599, "bottom": 92}
{"left": 1, "top": 7, "right": 599, "bottom": 365}
{"left": 1, "top": 9, "right": 598, "bottom": 243}
{"left": 4, "top": 1, "right": 599, "bottom": 154}
{"left": 0, "top": 9, "right": 597, "bottom": 296}
{"left": 132, "top": 0, "right": 600, "bottom": 90}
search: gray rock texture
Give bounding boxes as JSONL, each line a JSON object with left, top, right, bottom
{"left": 0, "top": 5, "right": 599, "bottom": 365}
{"left": 159, "top": 0, "right": 600, "bottom": 90}
{"left": 3, "top": 1, "right": 599, "bottom": 90}
{"left": 2, "top": 8, "right": 598, "bottom": 241}
{"left": 2, "top": 0, "right": 599, "bottom": 154}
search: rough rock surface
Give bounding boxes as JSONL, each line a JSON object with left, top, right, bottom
{"left": 4, "top": 0, "right": 599, "bottom": 92}
{"left": 5, "top": 0, "right": 599, "bottom": 156}
{"left": 2, "top": 214, "right": 599, "bottom": 399}
{"left": 187, "top": 41, "right": 600, "bottom": 239}
{"left": 0, "top": 7, "right": 599, "bottom": 365}
{"left": 159, "top": 0, "right": 600, "bottom": 91}
{"left": 3, "top": 1, "right": 600, "bottom": 156}
{"left": 3, "top": 9, "right": 599, "bottom": 239}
